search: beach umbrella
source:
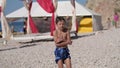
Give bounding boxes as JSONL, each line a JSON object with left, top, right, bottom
{"left": 37, "top": 0, "right": 58, "bottom": 36}
{"left": 0, "top": 0, "right": 12, "bottom": 43}
{"left": 22, "top": 0, "right": 38, "bottom": 34}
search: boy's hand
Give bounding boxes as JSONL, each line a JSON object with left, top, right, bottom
{"left": 67, "top": 40, "right": 72, "bottom": 45}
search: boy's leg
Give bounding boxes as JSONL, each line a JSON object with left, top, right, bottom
{"left": 64, "top": 58, "right": 72, "bottom": 68}
{"left": 57, "top": 60, "right": 63, "bottom": 68}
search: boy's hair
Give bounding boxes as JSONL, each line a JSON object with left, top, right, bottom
{"left": 56, "top": 17, "right": 66, "bottom": 24}
{"left": 56, "top": 17, "right": 68, "bottom": 32}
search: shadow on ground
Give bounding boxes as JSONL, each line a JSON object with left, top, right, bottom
{"left": 0, "top": 33, "right": 95, "bottom": 52}
{"left": 0, "top": 44, "right": 36, "bottom": 52}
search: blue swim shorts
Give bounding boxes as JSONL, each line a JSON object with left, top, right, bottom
{"left": 54, "top": 47, "right": 71, "bottom": 63}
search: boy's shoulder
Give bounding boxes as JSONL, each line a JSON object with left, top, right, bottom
{"left": 53, "top": 30, "right": 59, "bottom": 36}
{"left": 53, "top": 30, "right": 56, "bottom": 35}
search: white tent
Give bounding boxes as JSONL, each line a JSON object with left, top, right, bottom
{"left": 6, "top": 1, "right": 103, "bottom": 41}
{"left": 6, "top": 1, "right": 100, "bottom": 17}
{"left": 6, "top": 1, "right": 102, "bottom": 31}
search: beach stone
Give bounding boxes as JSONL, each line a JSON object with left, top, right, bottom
{"left": 0, "top": 28, "right": 120, "bottom": 68}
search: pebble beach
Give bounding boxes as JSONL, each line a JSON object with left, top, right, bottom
{"left": 0, "top": 28, "right": 120, "bottom": 68}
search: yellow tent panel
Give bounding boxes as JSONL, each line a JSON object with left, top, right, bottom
{"left": 78, "top": 17, "right": 93, "bottom": 33}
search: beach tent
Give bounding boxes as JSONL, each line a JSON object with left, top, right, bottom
{"left": 6, "top": 1, "right": 103, "bottom": 32}
{"left": 6, "top": 1, "right": 103, "bottom": 40}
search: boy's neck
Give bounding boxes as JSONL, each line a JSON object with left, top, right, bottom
{"left": 57, "top": 29, "right": 63, "bottom": 32}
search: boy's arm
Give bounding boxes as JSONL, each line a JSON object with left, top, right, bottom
{"left": 53, "top": 31, "right": 59, "bottom": 44}
{"left": 56, "top": 41, "right": 69, "bottom": 47}
{"left": 53, "top": 31, "right": 69, "bottom": 47}
{"left": 67, "top": 30, "right": 72, "bottom": 45}
{"left": 56, "top": 31, "right": 72, "bottom": 46}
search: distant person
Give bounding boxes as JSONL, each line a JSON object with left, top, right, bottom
{"left": 113, "top": 12, "right": 119, "bottom": 28}
{"left": 11, "top": 25, "right": 14, "bottom": 33}
{"left": 106, "top": 18, "right": 111, "bottom": 29}
{"left": 53, "top": 17, "right": 72, "bottom": 68}
{"left": 23, "top": 19, "right": 27, "bottom": 34}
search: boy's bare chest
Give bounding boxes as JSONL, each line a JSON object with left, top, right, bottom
{"left": 57, "top": 32, "right": 67, "bottom": 39}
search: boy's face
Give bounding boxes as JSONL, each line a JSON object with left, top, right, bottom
{"left": 57, "top": 20, "right": 64, "bottom": 30}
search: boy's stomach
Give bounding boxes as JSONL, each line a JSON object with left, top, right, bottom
{"left": 57, "top": 45, "right": 68, "bottom": 48}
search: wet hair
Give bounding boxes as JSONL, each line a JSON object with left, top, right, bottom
{"left": 56, "top": 17, "right": 66, "bottom": 24}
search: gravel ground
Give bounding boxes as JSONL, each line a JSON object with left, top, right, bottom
{"left": 0, "top": 28, "right": 120, "bottom": 68}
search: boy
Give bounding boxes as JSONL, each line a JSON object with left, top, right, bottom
{"left": 53, "top": 17, "right": 72, "bottom": 68}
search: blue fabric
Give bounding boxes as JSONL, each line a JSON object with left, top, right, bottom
{"left": 54, "top": 47, "right": 71, "bottom": 63}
